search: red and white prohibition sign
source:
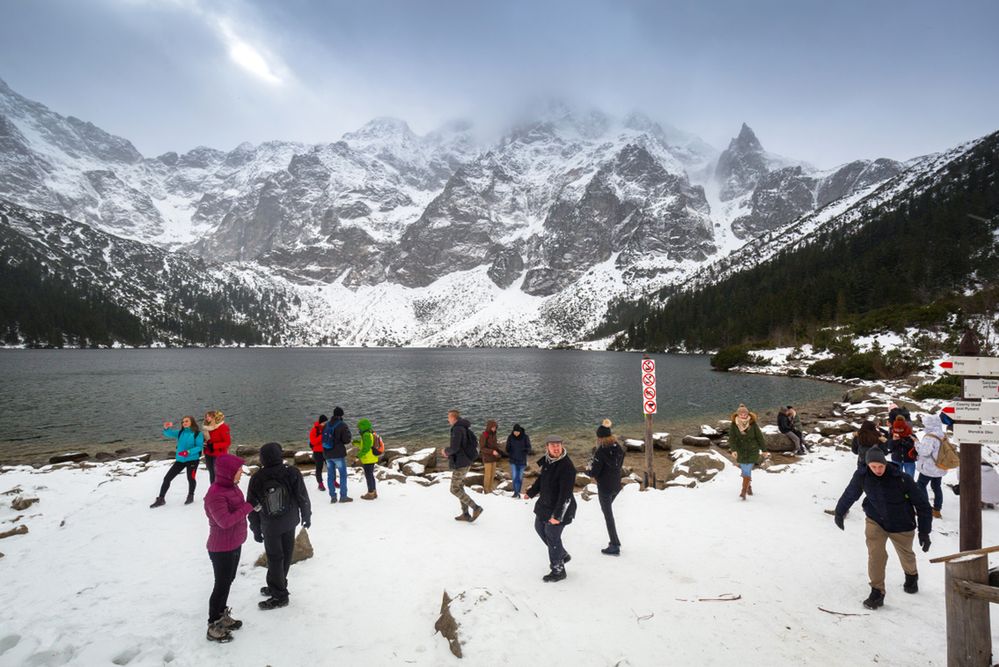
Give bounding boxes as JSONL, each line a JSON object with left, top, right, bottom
{"left": 641, "top": 359, "right": 657, "bottom": 414}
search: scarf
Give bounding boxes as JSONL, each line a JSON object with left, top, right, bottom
{"left": 735, "top": 414, "right": 752, "bottom": 433}
{"left": 545, "top": 448, "right": 567, "bottom": 464}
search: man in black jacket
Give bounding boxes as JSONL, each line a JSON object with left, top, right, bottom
{"left": 834, "top": 447, "right": 932, "bottom": 610}
{"left": 440, "top": 409, "right": 482, "bottom": 522}
{"left": 247, "top": 442, "right": 312, "bottom": 610}
{"left": 322, "top": 406, "right": 353, "bottom": 504}
{"left": 525, "top": 435, "right": 577, "bottom": 582}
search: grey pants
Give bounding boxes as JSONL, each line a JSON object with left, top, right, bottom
{"left": 786, "top": 431, "right": 804, "bottom": 453}
{"left": 450, "top": 467, "right": 478, "bottom": 514}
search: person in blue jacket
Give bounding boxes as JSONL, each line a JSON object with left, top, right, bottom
{"left": 151, "top": 415, "right": 205, "bottom": 508}
{"left": 833, "top": 447, "right": 933, "bottom": 610}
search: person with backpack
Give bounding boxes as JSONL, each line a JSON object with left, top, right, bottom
{"left": 505, "top": 424, "right": 532, "bottom": 497}
{"left": 204, "top": 453, "right": 254, "bottom": 643}
{"left": 851, "top": 420, "right": 890, "bottom": 468}
{"left": 833, "top": 447, "right": 933, "bottom": 610}
{"left": 587, "top": 419, "right": 624, "bottom": 556}
{"left": 322, "top": 406, "right": 353, "bottom": 504}
{"left": 151, "top": 416, "right": 204, "bottom": 508}
{"left": 888, "top": 416, "right": 917, "bottom": 479}
{"left": 524, "top": 435, "right": 577, "bottom": 582}
{"left": 308, "top": 415, "right": 328, "bottom": 492}
{"left": 728, "top": 404, "right": 768, "bottom": 500}
{"left": 202, "top": 410, "right": 231, "bottom": 485}
{"left": 357, "top": 418, "right": 381, "bottom": 500}
{"left": 480, "top": 420, "right": 503, "bottom": 494}
{"left": 440, "top": 409, "right": 483, "bottom": 522}
{"left": 777, "top": 406, "right": 804, "bottom": 455}
{"left": 247, "top": 442, "right": 312, "bottom": 610}
{"left": 915, "top": 413, "right": 951, "bottom": 518}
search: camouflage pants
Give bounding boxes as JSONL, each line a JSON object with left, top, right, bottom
{"left": 450, "top": 467, "right": 478, "bottom": 514}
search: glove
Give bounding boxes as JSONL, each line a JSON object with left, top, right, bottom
{"left": 253, "top": 532, "right": 264, "bottom": 543}
{"left": 302, "top": 520, "right": 311, "bottom": 529}
{"left": 179, "top": 450, "right": 189, "bottom": 458}
{"left": 919, "top": 533, "right": 931, "bottom": 552}
{"left": 834, "top": 514, "right": 845, "bottom": 531}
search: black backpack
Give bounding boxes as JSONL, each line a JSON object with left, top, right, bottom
{"left": 464, "top": 427, "right": 480, "bottom": 460}
{"left": 260, "top": 475, "right": 291, "bottom": 518}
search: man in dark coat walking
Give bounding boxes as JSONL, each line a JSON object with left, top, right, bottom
{"left": 834, "top": 447, "right": 932, "bottom": 610}
{"left": 440, "top": 409, "right": 482, "bottom": 522}
{"left": 247, "top": 442, "right": 312, "bottom": 610}
{"left": 525, "top": 435, "right": 577, "bottom": 582}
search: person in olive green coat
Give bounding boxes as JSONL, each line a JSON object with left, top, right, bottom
{"left": 728, "top": 404, "right": 768, "bottom": 500}
{"left": 356, "top": 418, "right": 380, "bottom": 500}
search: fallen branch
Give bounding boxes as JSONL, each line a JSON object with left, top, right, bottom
{"left": 818, "top": 606, "right": 869, "bottom": 617}
{"left": 675, "top": 593, "right": 741, "bottom": 602}
{"left": 631, "top": 608, "right": 654, "bottom": 623}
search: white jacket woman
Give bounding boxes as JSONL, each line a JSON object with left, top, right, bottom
{"left": 915, "top": 413, "right": 947, "bottom": 478}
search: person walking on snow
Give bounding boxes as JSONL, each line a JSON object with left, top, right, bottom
{"left": 481, "top": 420, "right": 503, "bottom": 494}
{"left": 440, "top": 410, "right": 483, "bottom": 522}
{"left": 151, "top": 416, "right": 204, "bottom": 508}
{"left": 506, "top": 424, "right": 532, "bottom": 497}
{"left": 888, "top": 416, "right": 918, "bottom": 479}
{"left": 322, "top": 407, "right": 352, "bottom": 503}
{"left": 915, "top": 413, "right": 949, "bottom": 519}
{"left": 851, "top": 420, "right": 890, "bottom": 469}
{"left": 308, "top": 415, "right": 328, "bottom": 492}
{"left": 247, "top": 442, "right": 312, "bottom": 610}
{"left": 588, "top": 419, "right": 624, "bottom": 556}
{"left": 202, "top": 410, "right": 231, "bottom": 485}
{"left": 356, "top": 418, "right": 380, "bottom": 500}
{"left": 524, "top": 435, "right": 577, "bottom": 582}
{"left": 728, "top": 404, "right": 768, "bottom": 500}
{"left": 833, "top": 447, "right": 933, "bottom": 610}
{"left": 204, "top": 453, "right": 254, "bottom": 643}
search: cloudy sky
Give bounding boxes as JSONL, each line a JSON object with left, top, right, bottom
{"left": 1, "top": 0, "right": 997, "bottom": 168}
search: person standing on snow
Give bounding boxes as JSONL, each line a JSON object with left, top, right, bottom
{"left": 204, "top": 453, "right": 254, "bottom": 643}
{"left": 151, "top": 416, "right": 204, "bottom": 508}
{"left": 506, "top": 424, "right": 533, "bottom": 497}
{"left": 915, "top": 413, "right": 949, "bottom": 519}
{"left": 480, "top": 419, "right": 503, "bottom": 494}
{"left": 728, "top": 404, "right": 768, "bottom": 500}
{"left": 440, "top": 410, "right": 483, "bottom": 522}
{"left": 308, "top": 414, "right": 328, "bottom": 492}
{"left": 524, "top": 435, "right": 577, "bottom": 582}
{"left": 356, "top": 418, "right": 380, "bottom": 500}
{"left": 888, "top": 416, "right": 918, "bottom": 479}
{"left": 247, "top": 442, "right": 312, "bottom": 610}
{"left": 851, "top": 420, "right": 890, "bottom": 469}
{"left": 202, "top": 410, "right": 231, "bottom": 485}
{"left": 322, "top": 407, "right": 353, "bottom": 504}
{"left": 588, "top": 419, "right": 624, "bottom": 556}
{"left": 833, "top": 447, "right": 933, "bottom": 610}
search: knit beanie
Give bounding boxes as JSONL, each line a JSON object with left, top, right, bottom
{"left": 596, "top": 418, "right": 613, "bottom": 438}
{"left": 333, "top": 406, "right": 344, "bottom": 418}
{"left": 865, "top": 447, "right": 887, "bottom": 465}
{"left": 318, "top": 414, "right": 328, "bottom": 424}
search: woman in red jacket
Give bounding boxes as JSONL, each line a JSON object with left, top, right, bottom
{"left": 309, "top": 414, "right": 328, "bottom": 492}
{"left": 203, "top": 410, "right": 231, "bottom": 485}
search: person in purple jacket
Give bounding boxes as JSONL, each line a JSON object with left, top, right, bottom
{"left": 204, "top": 454, "right": 254, "bottom": 643}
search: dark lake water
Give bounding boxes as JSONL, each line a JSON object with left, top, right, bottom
{"left": 0, "top": 349, "right": 843, "bottom": 463}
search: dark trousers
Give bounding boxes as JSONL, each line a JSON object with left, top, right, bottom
{"left": 263, "top": 529, "right": 295, "bottom": 600}
{"left": 598, "top": 488, "right": 621, "bottom": 546}
{"left": 534, "top": 516, "right": 567, "bottom": 568}
{"left": 312, "top": 452, "right": 325, "bottom": 485}
{"left": 159, "top": 460, "right": 198, "bottom": 498}
{"left": 208, "top": 546, "right": 241, "bottom": 623}
{"left": 917, "top": 473, "right": 943, "bottom": 511}
{"left": 363, "top": 463, "right": 376, "bottom": 492}
{"left": 205, "top": 455, "right": 217, "bottom": 484}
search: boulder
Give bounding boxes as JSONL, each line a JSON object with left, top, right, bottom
{"left": 10, "top": 496, "right": 39, "bottom": 511}
{"left": 382, "top": 447, "right": 408, "bottom": 463}
{"left": 763, "top": 432, "right": 796, "bottom": 452}
{"left": 435, "top": 591, "right": 462, "bottom": 658}
{"left": 700, "top": 425, "right": 722, "bottom": 438}
{"left": 256, "top": 527, "right": 314, "bottom": 567}
{"left": 95, "top": 452, "right": 116, "bottom": 462}
{"left": 463, "top": 473, "right": 485, "bottom": 487}
{"left": 716, "top": 420, "right": 731, "bottom": 435}
{"left": 48, "top": 452, "right": 88, "bottom": 464}
{"left": 402, "top": 462, "right": 426, "bottom": 476}
{"left": 682, "top": 454, "right": 726, "bottom": 482}
{"left": 375, "top": 469, "right": 408, "bottom": 483}
{"left": 817, "top": 420, "right": 855, "bottom": 436}
{"left": 843, "top": 384, "right": 885, "bottom": 404}
{"left": 575, "top": 473, "right": 593, "bottom": 487}
{"left": 114, "top": 447, "right": 131, "bottom": 455}
{"left": 395, "top": 448, "right": 438, "bottom": 471}
{"left": 294, "top": 451, "right": 313, "bottom": 465}
{"left": 235, "top": 445, "right": 257, "bottom": 458}
{"left": 411, "top": 477, "right": 439, "bottom": 487}
{"left": 0, "top": 525, "right": 28, "bottom": 540}
{"left": 119, "top": 454, "right": 151, "bottom": 464}
{"left": 653, "top": 434, "right": 672, "bottom": 451}
{"left": 623, "top": 439, "right": 645, "bottom": 452}
{"left": 681, "top": 435, "right": 712, "bottom": 448}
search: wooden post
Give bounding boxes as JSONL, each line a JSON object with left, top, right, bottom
{"left": 959, "top": 334, "right": 983, "bottom": 551}
{"left": 641, "top": 354, "right": 657, "bottom": 490}
{"left": 644, "top": 411, "right": 655, "bottom": 490}
{"left": 944, "top": 554, "right": 991, "bottom": 666}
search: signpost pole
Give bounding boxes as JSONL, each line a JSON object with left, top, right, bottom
{"left": 641, "top": 355, "right": 657, "bottom": 490}
{"left": 960, "top": 377, "right": 983, "bottom": 552}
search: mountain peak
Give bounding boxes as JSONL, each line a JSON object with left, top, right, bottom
{"left": 732, "top": 123, "right": 763, "bottom": 153}
{"left": 344, "top": 117, "right": 414, "bottom": 142}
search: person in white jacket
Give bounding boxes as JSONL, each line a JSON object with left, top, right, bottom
{"left": 915, "top": 413, "right": 948, "bottom": 518}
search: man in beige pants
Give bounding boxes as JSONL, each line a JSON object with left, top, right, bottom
{"left": 834, "top": 448, "right": 933, "bottom": 610}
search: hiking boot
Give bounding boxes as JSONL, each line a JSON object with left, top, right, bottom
{"left": 454, "top": 513, "right": 471, "bottom": 522}
{"left": 601, "top": 544, "right": 621, "bottom": 556}
{"left": 469, "top": 506, "right": 483, "bottom": 522}
{"left": 903, "top": 573, "right": 919, "bottom": 594}
{"left": 258, "top": 596, "right": 289, "bottom": 611}
{"left": 369, "top": 491, "right": 377, "bottom": 499}
{"left": 931, "top": 509, "right": 942, "bottom": 519}
{"left": 149, "top": 497, "right": 165, "bottom": 508}
{"left": 330, "top": 496, "right": 337, "bottom": 504}
{"left": 259, "top": 586, "right": 290, "bottom": 598}
{"left": 185, "top": 493, "right": 195, "bottom": 505}
{"left": 206, "top": 621, "right": 233, "bottom": 643}
{"left": 542, "top": 566, "right": 567, "bottom": 583}
{"left": 863, "top": 588, "right": 885, "bottom": 610}
{"left": 563, "top": 553, "right": 571, "bottom": 564}
{"left": 340, "top": 496, "right": 353, "bottom": 503}
{"left": 220, "top": 607, "right": 242, "bottom": 630}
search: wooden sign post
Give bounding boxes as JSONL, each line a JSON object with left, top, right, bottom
{"left": 641, "top": 356, "right": 657, "bottom": 490}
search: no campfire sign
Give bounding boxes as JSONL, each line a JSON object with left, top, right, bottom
{"left": 642, "top": 359, "right": 657, "bottom": 414}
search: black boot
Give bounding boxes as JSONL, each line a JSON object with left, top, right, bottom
{"left": 863, "top": 587, "right": 885, "bottom": 610}
{"left": 149, "top": 497, "right": 165, "bottom": 508}
{"left": 185, "top": 493, "right": 195, "bottom": 505}
{"left": 601, "top": 544, "right": 621, "bottom": 556}
{"left": 903, "top": 573, "right": 918, "bottom": 594}
{"left": 542, "top": 563, "right": 567, "bottom": 582}
{"left": 258, "top": 596, "right": 289, "bottom": 610}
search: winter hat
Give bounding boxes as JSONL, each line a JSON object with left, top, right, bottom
{"left": 892, "top": 416, "right": 912, "bottom": 438}
{"left": 333, "top": 406, "right": 345, "bottom": 418}
{"left": 865, "top": 447, "right": 887, "bottom": 466}
{"left": 545, "top": 435, "right": 564, "bottom": 445}
{"left": 318, "top": 414, "right": 328, "bottom": 424}
{"left": 260, "top": 442, "right": 284, "bottom": 467}
{"left": 511, "top": 423, "right": 524, "bottom": 434}
{"left": 596, "top": 418, "right": 613, "bottom": 438}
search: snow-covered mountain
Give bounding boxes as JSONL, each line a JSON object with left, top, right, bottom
{"left": 0, "top": 77, "right": 942, "bottom": 346}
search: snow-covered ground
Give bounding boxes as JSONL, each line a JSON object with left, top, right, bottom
{"left": 1, "top": 449, "right": 996, "bottom": 666}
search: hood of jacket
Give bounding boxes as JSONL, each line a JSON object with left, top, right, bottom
{"left": 260, "top": 442, "right": 284, "bottom": 467}
{"left": 922, "top": 413, "right": 944, "bottom": 438}
{"left": 213, "top": 454, "right": 244, "bottom": 487}
{"left": 510, "top": 423, "right": 525, "bottom": 436}
{"left": 358, "top": 418, "right": 372, "bottom": 433}
{"left": 455, "top": 418, "right": 471, "bottom": 430}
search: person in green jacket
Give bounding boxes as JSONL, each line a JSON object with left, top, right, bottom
{"left": 356, "top": 418, "right": 379, "bottom": 500}
{"left": 728, "top": 404, "right": 768, "bottom": 500}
